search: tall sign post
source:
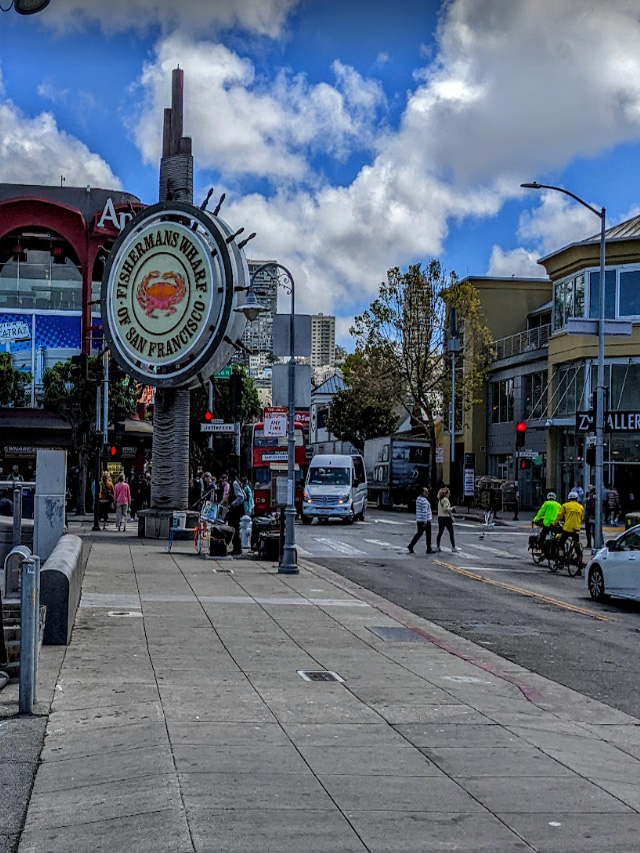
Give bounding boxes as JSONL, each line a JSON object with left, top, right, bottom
{"left": 101, "top": 69, "right": 250, "bottom": 534}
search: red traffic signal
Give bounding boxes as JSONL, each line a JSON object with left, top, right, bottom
{"left": 110, "top": 446, "right": 117, "bottom": 457}
{"left": 516, "top": 422, "right": 526, "bottom": 432}
{"left": 515, "top": 421, "right": 526, "bottom": 451}
{"left": 204, "top": 411, "right": 213, "bottom": 421}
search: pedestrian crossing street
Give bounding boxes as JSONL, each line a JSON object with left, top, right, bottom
{"left": 295, "top": 515, "right": 532, "bottom": 570}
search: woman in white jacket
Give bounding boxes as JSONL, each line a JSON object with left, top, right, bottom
{"left": 407, "top": 487, "right": 434, "bottom": 554}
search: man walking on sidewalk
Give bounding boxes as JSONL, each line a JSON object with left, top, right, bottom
{"left": 227, "top": 470, "right": 245, "bottom": 556}
{"left": 408, "top": 487, "right": 434, "bottom": 554}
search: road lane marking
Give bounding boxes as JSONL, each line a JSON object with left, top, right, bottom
{"left": 463, "top": 542, "right": 508, "bottom": 557}
{"left": 313, "top": 537, "right": 367, "bottom": 556}
{"left": 435, "top": 559, "right": 610, "bottom": 622}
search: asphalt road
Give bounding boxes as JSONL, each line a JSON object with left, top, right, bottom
{"left": 295, "top": 507, "right": 640, "bottom": 718}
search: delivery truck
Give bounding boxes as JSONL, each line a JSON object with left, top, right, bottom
{"left": 363, "top": 435, "right": 430, "bottom": 508}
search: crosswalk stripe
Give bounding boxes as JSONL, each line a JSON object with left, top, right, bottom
{"left": 313, "top": 537, "right": 367, "bottom": 556}
{"left": 364, "top": 538, "right": 406, "bottom": 551}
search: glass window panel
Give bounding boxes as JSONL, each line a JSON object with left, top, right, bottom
{"left": 554, "top": 281, "right": 565, "bottom": 330}
{"left": 619, "top": 270, "right": 640, "bottom": 317}
{"left": 499, "top": 380, "right": 507, "bottom": 422}
{"left": 491, "top": 383, "right": 499, "bottom": 423}
{"left": 506, "top": 378, "right": 514, "bottom": 422}
{"left": 574, "top": 274, "right": 585, "bottom": 317}
{"left": 611, "top": 363, "right": 640, "bottom": 410}
{"left": 565, "top": 277, "right": 574, "bottom": 320}
{"left": 522, "top": 374, "right": 532, "bottom": 419}
{"left": 589, "top": 269, "right": 616, "bottom": 319}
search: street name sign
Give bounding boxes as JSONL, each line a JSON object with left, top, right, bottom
{"left": 200, "top": 422, "right": 236, "bottom": 433}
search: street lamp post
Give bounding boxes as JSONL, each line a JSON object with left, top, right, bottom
{"left": 521, "top": 182, "right": 606, "bottom": 549}
{"left": 236, "top": 262, "right": 299, "bottom": 574}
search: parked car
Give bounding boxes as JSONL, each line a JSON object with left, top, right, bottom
{"left": 585, "top": 524, "right": 640, "bottom": 602}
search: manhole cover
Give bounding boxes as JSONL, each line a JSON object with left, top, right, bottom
{"left": 367, "top": 626, "right": 428, "bottom": 642}
{"left": 106, "top": 610, "right": 143, "bottom": 618}
{"left": 297, "top": 670, "right": 344, "bottom": 683}
{"left": 466, "top": 624, "right": 538, "bottom": 636}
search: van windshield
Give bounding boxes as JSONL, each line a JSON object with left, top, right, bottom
{"left": 308, "top": 467, "right": 350, "bottom": 486}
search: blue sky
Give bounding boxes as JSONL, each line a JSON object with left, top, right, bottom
{"left": 2, "top": 0, "right": 640, "bottom": 346}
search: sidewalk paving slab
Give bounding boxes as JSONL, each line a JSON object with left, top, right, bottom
{"left": 4, "top": 530, "right": 640, "bottom": 852}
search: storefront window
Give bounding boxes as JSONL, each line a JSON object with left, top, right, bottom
{"left": 0, "top": 246, "right": 82, "bottom": 311}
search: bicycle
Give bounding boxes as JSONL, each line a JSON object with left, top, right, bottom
{"left": 549, "top": 527, "right": 584, "bottom": 576}
{"left": 528, "top": 522, "right": 546, "bottom": 564}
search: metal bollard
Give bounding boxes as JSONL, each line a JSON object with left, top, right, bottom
{"left": 19, "top": 555, "right": 40, "bottom": 715}
{"left": 12, "top": 484, "right": 22, "bottom": 549}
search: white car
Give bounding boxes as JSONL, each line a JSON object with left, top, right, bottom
{"left": 585, "top": 524, "right": 640, "bottom": 602}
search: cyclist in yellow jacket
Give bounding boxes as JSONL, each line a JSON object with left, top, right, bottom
{"left": 553, "top": 490, "right": 585, "bottom": 570}
{"left": 533, "top": 492, "right": 561, "bottom": 554}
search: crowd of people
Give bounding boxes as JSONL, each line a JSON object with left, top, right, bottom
{"left": 188, "top": 469, "right": 254, "bottom": 555}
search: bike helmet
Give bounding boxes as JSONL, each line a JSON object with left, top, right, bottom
{"left": 546, "top": 492, "right": 556, "bottom": 500}
{"left": 568, "top": 490, "right": 578, "bottom": 501}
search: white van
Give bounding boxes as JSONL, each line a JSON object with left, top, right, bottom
{"left": 301, "top": 454, "right": 367, "bottom": 524}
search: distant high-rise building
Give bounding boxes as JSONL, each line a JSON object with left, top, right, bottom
{"left": 311, "top": 313, "right": 336, "bottom": 369}
{"left": 235, "top": 260, "right": 278, "bottom": 367}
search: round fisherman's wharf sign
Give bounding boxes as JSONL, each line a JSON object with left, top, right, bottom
{"left": 102, "top": 202, "right": 248, "bottom": 389}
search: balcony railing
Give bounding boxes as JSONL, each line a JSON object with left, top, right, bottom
{"left": 491, "top": 324, "right": 550, "bottom": 361}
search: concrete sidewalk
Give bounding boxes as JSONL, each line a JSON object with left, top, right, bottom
{"left": 13, "top": 531, "right": 640, "bottom": 852}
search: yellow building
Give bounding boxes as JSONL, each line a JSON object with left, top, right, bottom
{"left": 445, "top": 216, "right": 640, "bottom": 512}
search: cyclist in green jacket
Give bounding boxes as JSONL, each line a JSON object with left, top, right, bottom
{"left": 533, "top": 492, "right": 562, "bottom": 554}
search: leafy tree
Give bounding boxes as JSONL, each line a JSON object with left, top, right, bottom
{"left": 325, "top": 387, "right": 398, "bottom": 452}
{"left": 0, "top": 352, "right": 31, "bottom": 406}
{"left": 351, "top": 262, "right": 492, "bottom": 485}
{"left": 42, "top": 357, "right": 140, "bottom": 514}
{"left": 189, "top": 365, "right": 261, "bottom": 473}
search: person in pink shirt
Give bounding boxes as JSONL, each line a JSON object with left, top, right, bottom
{"left": 113, "top": 473, "right": 131, "bottom": 532}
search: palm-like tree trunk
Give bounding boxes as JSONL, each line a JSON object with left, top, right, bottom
{"left": 151, "top": 389, "right": 190, "bottom": 510}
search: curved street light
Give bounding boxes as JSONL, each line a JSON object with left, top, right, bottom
{"left": 236, "top": 262, "right": 299, "bottom": 574}
{"left": 521, "top": 181, "right": 606, "bottom": 550}
{"left": 1, "top": 0, "right": 50, "bottom": 13}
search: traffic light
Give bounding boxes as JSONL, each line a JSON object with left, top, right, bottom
{"left": 109, "top": 445, "right": 121, "bottom": 461}
{"left": 204, "top": 411, "right": 213, "bottom": 421}
{"left": 586, "top": 446, "right": 595, "bottom": 466}
{"left": 515, "top": 421, "right": 526, "bottom": 450}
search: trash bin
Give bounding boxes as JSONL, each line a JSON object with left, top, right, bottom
{"left": 625, "top": 512, "right": 640, "bottom": 529}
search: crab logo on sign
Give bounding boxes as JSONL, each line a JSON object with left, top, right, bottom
{"left": 137, "top": 270, "right": 186, "bottom": 317}
{"left": 101, "top": 201, "right": 249, "bottom": 390}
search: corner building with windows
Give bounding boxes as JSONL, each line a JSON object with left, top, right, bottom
{"left": 441, "top": 214, "right": 640, "bottom": 511}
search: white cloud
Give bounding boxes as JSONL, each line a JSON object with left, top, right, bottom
{"left": 44, "top": 0, "right": 299, "bottom": 38}
{"left": 129, "top": 0, "right": 640, "bottom": 324}
{"left": 37, "top": 78, "right": 69, "bottom": 103}
{"left": 133, "top": 34, "right": 387, "bottom": 179}
{"left": 487, "top": 246, "right": 543, "bottom": 278}
{"left": 0, "top": 96, "right": 120, "bottom": 189}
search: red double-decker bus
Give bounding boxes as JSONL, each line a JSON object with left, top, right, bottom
{"left": 250, "top": 421, "right": 307, "bottom": 516}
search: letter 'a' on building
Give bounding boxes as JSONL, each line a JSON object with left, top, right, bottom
{"left": 101, "top": 201, "right": 249, "bottom": 390}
